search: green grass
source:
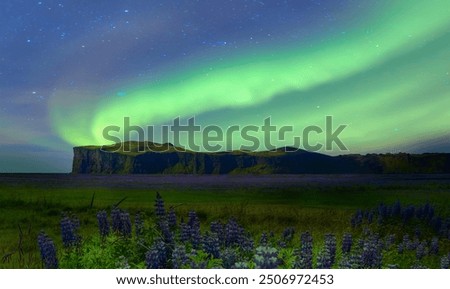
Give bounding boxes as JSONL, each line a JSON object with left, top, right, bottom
{"left": 0, "top": 180, "right": 449, "bottom": 268}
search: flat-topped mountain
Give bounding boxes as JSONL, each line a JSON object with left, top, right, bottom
{"left": 72, "top": 142, "right": 450, "bottom": 174}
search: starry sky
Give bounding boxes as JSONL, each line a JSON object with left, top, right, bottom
{"left": 0, "top": 0, "right": 449, "bottom": 172}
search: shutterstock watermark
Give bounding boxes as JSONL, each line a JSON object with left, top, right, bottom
{"left": 102, "top": 116, "right": 348, "bottom": 153}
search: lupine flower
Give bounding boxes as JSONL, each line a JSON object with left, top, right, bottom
{"left": 360, "top": 235, "right": 382, "bottom": 269}
{"left": 60, "top": 215, "right": 80, "bottom": 248}
{"left": 203, "top": 232, "right": 221, "bottom": 259}
{"left": 281, "top": 227, "right": 295, "bottom": 243}
{"left": 111, "top": 207, "right": 122, "bottom": 232}
{"left": 221, "top": 248, "right": 237, "bottom": 269}
{"left": 351, "top": 209, "right": 363, "bottom": 227}
{"left": 155, "top": 192, "right": 165, "bottom": 218}
{"left": 167, "top": 208, "right": 177, "bottom": 228}
{"left": 171, "top": 245, "right": 189, "bottom": 269}
{"left": 96, "top": 210, "right": 110, "bottom": 238}
{"left": 239, "top": 233, "right": 254, "bottom": 253}
{"left": 316, "top": 249, "right": 332, "bottom": 269}
{"left": 342, "top": 233, "right": 353, "bottom": 254}
{"left": 187, "top": 211, "right": 201, "bottom": 248}
{"left": 134, "top": 212, "right": 144, "bottom": 238}
{"left": 254, "top": 246, "right": 279, "bottom": 269}
{"left": 402, "top": 234, "right": 412, "bottom": 250}
{"left": 295, "top": 231, "right": 313, "bottom": 269}
{"left": 158, "top": 219, "right": 174, "bottom": 244}
{"left": 324, "top": 233, "right": 337, "bottom": 265}
{"left": 111, "top": 208, "right": 132, "bottom": 237}
{"left": 429, "top": 237, "right": 439, "bottom": 255}
{"left": 145, "top": 239, "right": 167, "bottom": 269}
{"left": 178, "top": 221, "right": 190, "bottom": 243}
{"left": 440, "top": 255, "right": 449, "bottom": 269}
{"left": 278, "top": 240, "right": 287, "bottom": 248}
{"left": 259, "top": 232, "right": 268, "bottom": 246}
{"left": 338, "top": 255, "right": 352, "bottom": 269}
{"left": 210, "top": 221, "right": 224, "bottom": 239}
{"left": 416, "top": 242, "right": 426, "bottom": 260}
{"left": 120, "top": 211, "right": 132, "bottom": 237}
{"left": 37, "top": 232, "right": 58, "bottom": 269}
{"left": 225, "top": 218, "right": 242, "bottom": 247}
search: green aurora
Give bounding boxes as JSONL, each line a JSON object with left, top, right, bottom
{"left": 49, "top": 0, "right": 450, "bottom": 154}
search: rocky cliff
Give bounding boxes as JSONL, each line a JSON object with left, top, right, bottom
{"left": 72, "top": 142, "right": 450, "bottom": 174}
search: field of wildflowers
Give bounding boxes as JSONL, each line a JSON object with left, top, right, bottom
{"left": 36, "top": 193, "right": 450, "bottom": 269}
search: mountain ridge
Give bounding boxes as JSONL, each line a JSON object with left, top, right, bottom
{"left": 72, "top": 141, "right": 450, "bottom": 174}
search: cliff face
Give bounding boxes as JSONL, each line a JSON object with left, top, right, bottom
{"left": 72, "top": 143, "right": 450, "bottom": 174}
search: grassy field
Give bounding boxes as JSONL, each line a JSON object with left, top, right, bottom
{"left": 0, "top": 174, "right": 449, "bottom": 268}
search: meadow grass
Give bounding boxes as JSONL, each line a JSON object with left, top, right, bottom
{"left": 0, "top": 177, "right": 449, "bottom": 268}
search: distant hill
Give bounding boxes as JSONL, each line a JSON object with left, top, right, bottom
{"left": 72, "top": 142, "right": 450, "bottom": 174}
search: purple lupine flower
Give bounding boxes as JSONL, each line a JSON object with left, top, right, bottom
{"left": 158, "top": 219, "right": 174, "bottom": 244}
{"left": 351, "top": 209, "right": 363, "bottom": 227}
{"left": 187, "top": 211, "right": 201, "bottom": 248}
{"left": 377, "top": 203, "right": 387, "bottom": 224}
{"left": 295, "top": 231, "right": 313, "bottom": 269}
{"left": 96, "top": 210, "right": 110, "bottom": 238}
{"left": 167, "top": 208, "right": 177, "bottom": 228}
{"left": 254, "top": 246, "right": 279, "bottom": 269}
{"left": 203, "top": 232, "right": 221, "bottom": 259}
{"left": 429, "top": 237, "right": 439, "bottom": 255}
{"left": 416, "top": 242, "right": 427, "bottom": 260}
{"left": 120, "top": 211, "right": 132, "bottom": 238}
{"left": 402, "top": 234, "right": 412, "bottom": 250}
{"left": 259, "top": 232, "right": 268, "bottom": 246}
{"left": 171, "top": 245, "right": 189, "bottom": 269}
{"left": 179, "top": 222, "right": 190, "bottom": 243}
{"left": 37, "top": 232, "right": 58, "bottom": 269}
{"left": 221, "top": 248, "right": 237, "bottom": 269}
{"left": 111, "top": 207, "right": 122, "bottom": 232}
{"left": 155, "top": 192, "right": 165, "bottom": 218}
{"left": 60, "top": 215, "right": 80, "bottom": 248}
{"left": 145, "top": 239, "right": 167, "bottom": 269}
{"left": 360, "top": 235, "right": 382, "bottom": 269}
{"left": 134, "top": 212, "right": 144, "bottom": 238}
{"left": 324, "top": 233, "right": 337, "bottom": 265}
{"left": 342, "top": 233, "right": 353, "bottom": 254}
{"left": 210, "top": 221, "right": 224, "bottom": 238}
{"left": 238, "top": 233, "right": 254, "bottom": 253}
{"left": 338, "top": 255, "right": 352, "bottom": 269}
{"left": 440, "top": 255, "right": 449, "bottom": 269}
{"left": 281, "top": 227, "right": 295, "bottom": 243}
{"left": 224, "top": 218, "right": 242, "bottom": 247}
{"left": 316, "top": 248, "right": 332, "bottom": 269}
{"left": 111, "top": 208, "right": 132, "bottom": 237}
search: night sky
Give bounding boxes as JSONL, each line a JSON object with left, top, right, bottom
{"left": 0, "top": 0, "right": 449, "bottom": 172}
